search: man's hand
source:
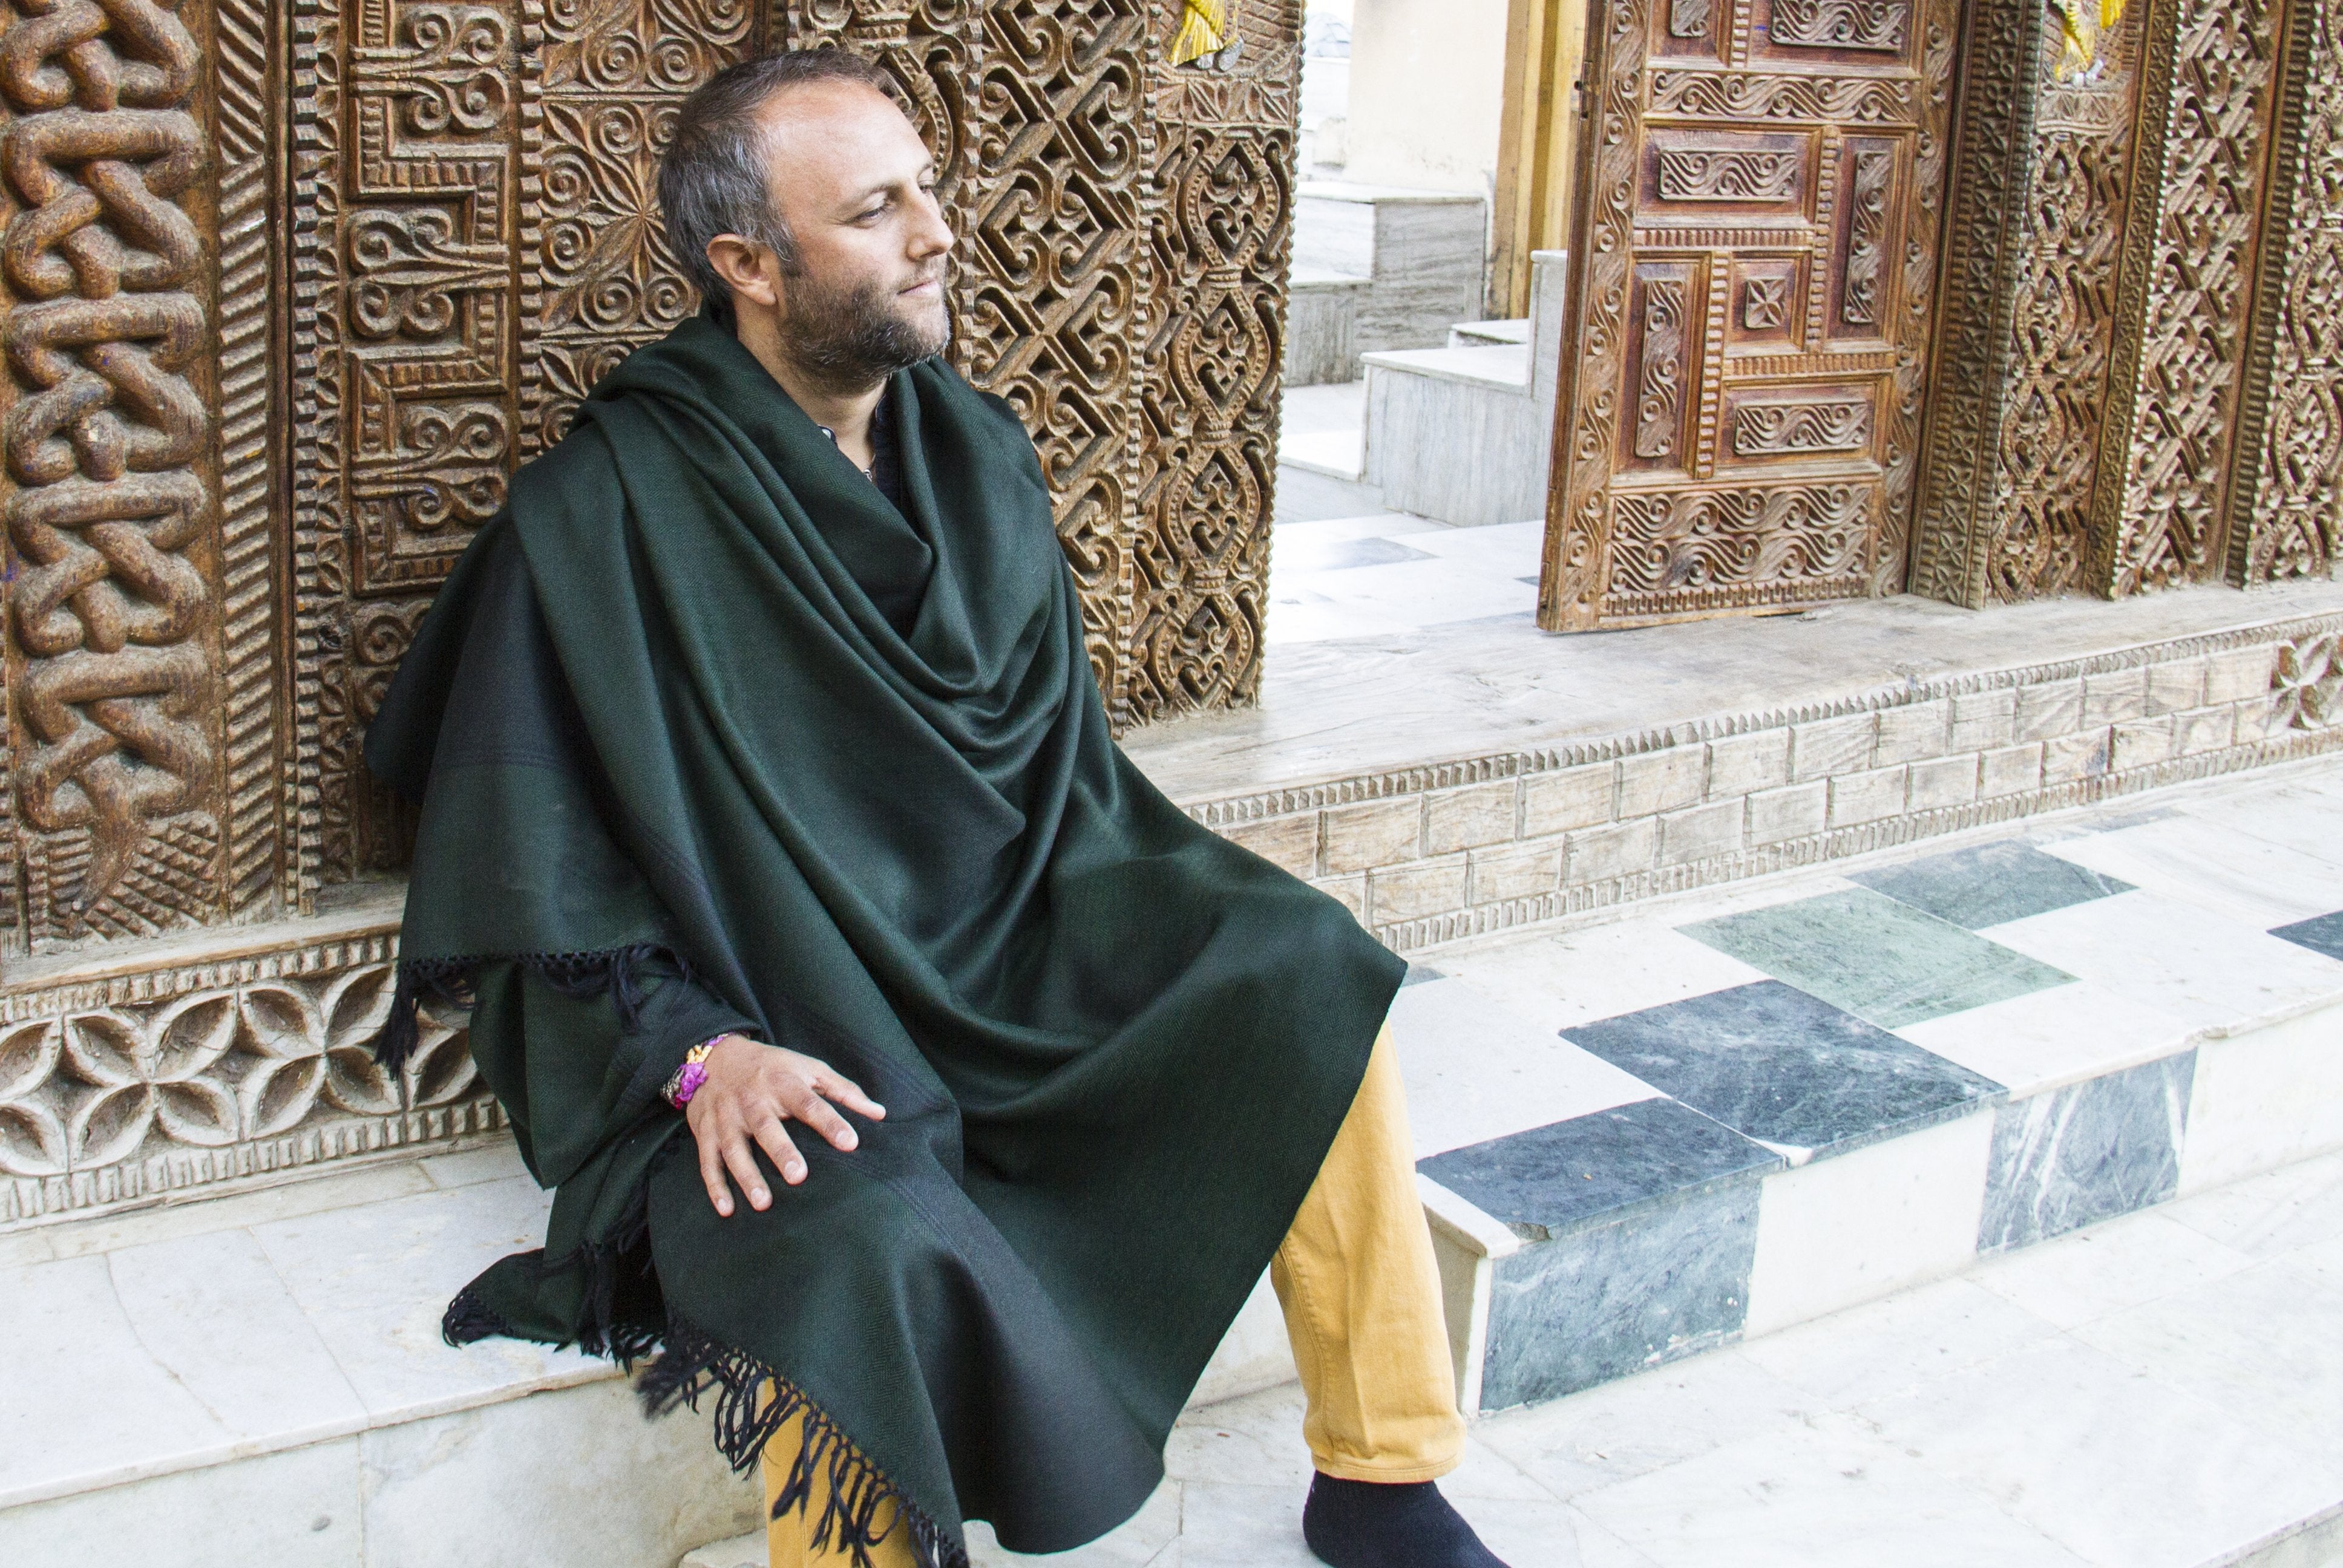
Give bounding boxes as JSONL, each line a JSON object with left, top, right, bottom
{"left": 685, "top": 1034, "right": 885, "bottom": 1216}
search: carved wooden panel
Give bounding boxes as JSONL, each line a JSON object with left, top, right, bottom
{"left": 2089, "top": 0, "right": 2283, "bottom": 594}
{"left": 2232, "top": 0, "right": 2343, "bottom": 584}
{"left": 1907, "top": 0, "right": 2050, "bottom": 607}
{"left": 1127, "top": 0, "right": 1296, "bottom": 722}
{"left": 290, "top": 0, "right": 756, "bottom": 893}
{"left": 0, "top": 0, "right": 287, "bottom": 951}
{"left": 1540, "top": 0, "right": 1958, "bottom": 630}
{"left": 1977, "top": 7, "right": 2148, "bottom": 601}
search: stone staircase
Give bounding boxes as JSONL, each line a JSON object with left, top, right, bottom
{"left": 1357, "top": 248, "right": 1565, "bottom": 528}
{"left": 1283, "top": 181, "right": 1489, "bottom": 388}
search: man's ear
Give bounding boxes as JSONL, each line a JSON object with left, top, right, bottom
{"left": 706, "top": 235, "right": 781, "bottom": 312}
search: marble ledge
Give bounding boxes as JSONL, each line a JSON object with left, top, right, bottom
{"left": 0, "top": 1175, "right": 618, "bottom": 1514}
{"left": 0, "top": 1317, "right": 619, "bottom": 1516}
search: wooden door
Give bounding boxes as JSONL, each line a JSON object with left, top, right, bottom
{"left": 1538, "top": 0, "right": 1961, "bottom": 630}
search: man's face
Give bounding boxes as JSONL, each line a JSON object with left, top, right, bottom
{"left": 755, "top": 81, "right": 954, "bottom": 388}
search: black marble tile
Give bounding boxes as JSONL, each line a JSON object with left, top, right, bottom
{"left": 1852, "top": 840, "right": 2134, "bottom": 930}
{"left": 1480, "top": 1179, "right": 1760, "bottom": 1408}
{"left": 1420, "top": 1097, "right": 1781, "bottom": 1238}
{"left": 1561, "top": 981, "right": 2005, "bottom": 1155}
{"left": 2271, "top": 909, "right": 2343, "bottom": 964}
{"left": 1977, "top": 1052, "right": 2195, "bottom": 1253}
{"left": 1400, "top": 962, "right": 1447, "bottom": 987}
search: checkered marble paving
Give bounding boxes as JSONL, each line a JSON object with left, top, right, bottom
{"left": 1398, "top": 764, "right": 2343, "bottom": 1404}
{"left": 1411, "top": 765, "right": 2343, "bottom": 1162}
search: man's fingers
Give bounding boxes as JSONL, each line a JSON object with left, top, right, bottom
{"left": 815, "top": 1070, "right": 886, "bottom": 1121}
{"left": 719, "top": 1128, "right": 772, "bottom": 1210}
{"left": 751, "top": 1114, "right": 808, "bottom": 1186}
{"left": 696, "top": 1132, "right": 735, "bottom": 1218}
{"left": 787, "top": 1083, "right": 860, "bottom": 1152}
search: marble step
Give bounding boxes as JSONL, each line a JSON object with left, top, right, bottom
{"left": 1293, "top": 181, "right": 1487, "bottom": 360}
{"left": 1401, "top": 771, "right": 2343, "bottom": 1416}
{"left": 1449, "top": 317, "right": 1530, "bottom": 348}
{"left": 0, "top": 1142, "right": 1296, "bottom": 1568}
{"left": 1287, "top": 264, "right": 1370, "bottom": 387}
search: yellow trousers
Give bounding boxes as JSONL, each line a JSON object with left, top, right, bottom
{"left": 765, "top": 1025, "right": 1460, "bottom": 1566}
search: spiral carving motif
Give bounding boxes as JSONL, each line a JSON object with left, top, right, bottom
{"left": 1, "top": 0, "right": 221, "bottom": 930}
{"left": 2235, "top": 0, "right": 2343, "bottom": 584}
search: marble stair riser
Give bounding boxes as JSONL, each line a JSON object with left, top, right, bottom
{"left": 1362, "top": 361, "right": 1551, "bottom": 526}
{"left": 1424, "top": 993, "right": 2343, "bottom": 1415}
{"left": 1285, "top": 273, "right": 1368, "bottom": 386}
{"left": 1189, "top": 627, "right": 2343, "bottom": 958}
{"left": 1361, "top": 248, "right": 1567, "bottom": 526}
{"left": 1292, "top": 185, "right": 1488, "bottom": 356}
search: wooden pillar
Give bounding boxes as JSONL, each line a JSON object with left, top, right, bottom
{"left": 1913, "top": 0, "right": 2340, "bottom": 606}
{"left": 1491, "top": 0, "right": 1587, "bottom": 321}
{"left": 2227, "top": 0, "right": 2343, "bottom": 585}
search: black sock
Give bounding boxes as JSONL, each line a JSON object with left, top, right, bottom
{"left": 1301, "top": 1473, "right": 1510, "bottom": 1568}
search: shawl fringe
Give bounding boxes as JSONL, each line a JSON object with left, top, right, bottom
{"left": 438, "top": 1216, "right": 965, "bottom": 1567}
{"left": 639, "top": 1315, "right": 967, "bottom": 1568}
{"left": 441, "top": 1178, "right": 657, "bottom": 1362}
{"left": 376, "top": 941, "right": 681, "bottom": 1074}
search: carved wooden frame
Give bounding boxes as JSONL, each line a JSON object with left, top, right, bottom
{"left": 1539, "top": 0, "right": 1959, "bottom": 631}
{"left": 2227, "top": 0, "right": 2343, "bottom": 584}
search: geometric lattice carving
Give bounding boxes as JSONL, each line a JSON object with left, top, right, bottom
{"left": 1130, "top": 1, "right": 1298, "bottom": 724}
{"left": 2233, "top": 0, "right": 2343, "bottom": 584}
{"left": 0, "top": 932, "right": 490, "bottom": 1225}
{"left": 1982, "top": 10, "right": 2146, "bottom": 601}
{"left": 292, "top": 0, "right": 753, "bottom": 889}
{"left": 2094, "top": 0, "right": 2281, "bottom": 594}
{"left": 2273, "top": 632, "right": 2342, "bottom": 728}
{"left": 1, "top": 0, "right": 235, "bottom": 946}
{"left": 1907, "top": 0, "right": 2054, "bottom": 607}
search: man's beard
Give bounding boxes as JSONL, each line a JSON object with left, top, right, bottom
{"left": 778, "top": 262, "right": 951, "bottom": 392}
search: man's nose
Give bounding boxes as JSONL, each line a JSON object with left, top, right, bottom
{"left": 912, "top": 192, "right": 954, "bottom": 259}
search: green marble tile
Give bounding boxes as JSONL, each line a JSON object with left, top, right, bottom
{"left": 1679, "top": 887, "right": 2075, "bottom": 1030}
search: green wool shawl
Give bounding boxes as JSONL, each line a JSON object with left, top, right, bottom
{"left": 364, "top": 309, "right": 1404, "bottom": 1566}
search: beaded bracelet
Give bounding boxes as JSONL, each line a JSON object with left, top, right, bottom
{"left": 664, "top": 1035, "right": 726, "bottom": 1109}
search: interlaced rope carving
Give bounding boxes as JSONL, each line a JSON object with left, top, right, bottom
{"left": 0, "top": 0, "right": 217, "bottom": 921}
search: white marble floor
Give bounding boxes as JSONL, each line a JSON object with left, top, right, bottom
{"left": 936, "top": 1145, "right": 2343, "bottom": 1568}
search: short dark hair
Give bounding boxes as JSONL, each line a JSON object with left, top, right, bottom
{"left": 657, "top": 48, "right": 905, "bottom": 302}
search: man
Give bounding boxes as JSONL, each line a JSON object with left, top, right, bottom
{"left": 367, "top": 47, "right": 1510, "bottom": 1568}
